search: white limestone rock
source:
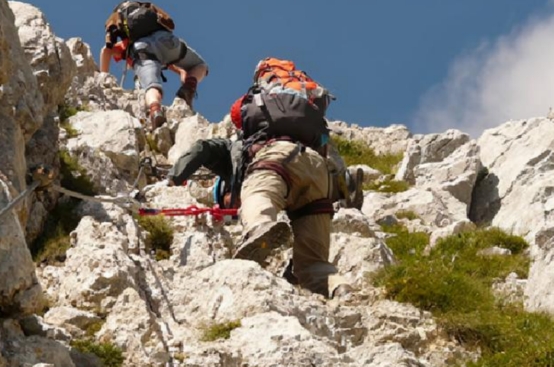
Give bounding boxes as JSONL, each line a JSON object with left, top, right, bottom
{"left": 167, "top": 114, "right": 211, "bottom": 165}
{"left": 64, "top": 110, "right": 143, "bottom": 195}
{"left": 0, "top": 178, "right": 43, "bottom": 316}
{"left": 9, "top": 1, "right": 75, "bottom": 113}
{"left": 473, "top": 118, "right": 554, "bottom": 314}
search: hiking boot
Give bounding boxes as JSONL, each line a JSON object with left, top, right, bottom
{"left": 148, "top": 103, "right": 166, "bottom": 130}
{"left": 176, "top": 76, "right": 198, "bottom": 110}
{"left": 351, "top": 168, "right": 365, "bottom": 210}
{"left": 150, "top": 110, "right": 166, "bottom": 130}
{"left": 233, "top": 221, "right": 292, "bottom": 265}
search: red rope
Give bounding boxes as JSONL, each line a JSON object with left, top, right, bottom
{"left": 138, "top": 205, "right": 238, "bottom": 222}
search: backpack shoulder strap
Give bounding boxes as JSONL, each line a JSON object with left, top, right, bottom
{"left": 149, "top": 3, "right": 175, "bottom": 31}
{"left": 104, "top": 10, "right": 126, "bottom": 47}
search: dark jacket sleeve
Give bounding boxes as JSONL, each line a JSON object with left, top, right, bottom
{"left": 168, "top": 139, "right": 232, "bottom": 185}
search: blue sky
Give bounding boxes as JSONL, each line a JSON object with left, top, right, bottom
{"left": 17, "top": 0, "right": 554, "bottom": 136}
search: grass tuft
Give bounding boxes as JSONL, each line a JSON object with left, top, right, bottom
{"left": 332, "top": 136, "right": 403, "bottom": 175}
{"left": 71, "top": 339, "right": 124, "bottom": 367}
{"left": 59, "top": 150, "right": 96, "bottom": 196}
{"left": 85, "top": 320, "right": 105, "bottom": 338}
{"left": 58, "top": 102, "right": 88, "bottom": 122}
{"left": 58, "top": 102, "right": 88, "bottom": 138}
{"left": 370, "top": 226, "right": 550, "bottom": 366}
{"left": 145, "top": 133, "right": 160, "bottom": 154}
{"left": 137, "top": 215, "right": 174, "bottom": 261}
{"left": 380, "top": 223, "right": 429, "bottom": 259}
{"left": 31, "top": 199, "right": 81, "bottom": 265}
{"left": 60, "top": 120, "right": 79, "bottom": 138}
{"left": 395, "top": 210, "right": 420, "bottom": 221}
{"left": 200, "top": 320, "right": 241, "bottom": 342}
{"left": 364, "top": 179, "right": 410, "bottom": 193}
{"left": 31, "top": 150, "right": 96, "bottom": 264}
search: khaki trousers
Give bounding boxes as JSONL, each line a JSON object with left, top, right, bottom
{"left": 240, "top": 141, "right": 347, "bottom": 297}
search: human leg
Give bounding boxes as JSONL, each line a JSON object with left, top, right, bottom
{"left": 291, "top": 214, "right": 347, "bottom": 298}
{"left": 283, "top": 145, "right": 350, "bottom": 298}
{"left": 233, "top": 169, "right": 291, "bottom": 265}
{"left": 133, "top": 31, "right": 183, "bottom": 128}
{"left": 174, "top": 45, "right": 209, "bottom": 108}
{"left": 133, "top": 57, "right": 165, "bottom": 129}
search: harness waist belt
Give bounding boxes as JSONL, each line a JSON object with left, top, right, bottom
{"left": 287, "top": 198, "right": 335, "bottom": 221}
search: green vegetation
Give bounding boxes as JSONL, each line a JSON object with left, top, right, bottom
{"left": 200, "top": 320, "right": 241, "bottom": 342}
{"left": 31, "top": 151, "right": 95, "bottom": 264}
{"left": 395, "top": 210, "right": 420, "bottom": 221}
{"left": 137, "top": 215, "right": 174, "bottom": 261}
{"left": 58, "top": 102, "right": 88, "bottom": 122}
{"left": 379, "top": 224, "right": 429, "bottom": 259}
{"left": 58, "top": 104, "right": 79, "bottom": 123}
{"left": 145, "top": 133, "right": 160, "bottom": 154}
{"left": 452, "top": 305, "right": 554, "bottom": 366}
{"left": 31, "top": 198, "right": 81, "bottom": 264}
{"left": 71, "top": 339, "right": 124, "bottom": 367}
{"left": 174, "top": 352, "right": 187, "bottom": 362}
{"left": 332, "top": 136, "right": 403, "bottom": 175}
{"left": 371, "top": 225, "right": 554, "bottom": 366}
{"left": 60, "top": 120, "right": 79, "bottom": 138}
{"left": 85, "top": 320, "right": 106, "bottom": 338}
{"left": 59, "top": 150, "right": 96, "bottom": 196}
{"left": 58, "top": 102, "right": 88, "bottom": 138}
{"left": 331, "top": 136, "right": 409, "bottom": 193}
{"left": 364, "top": 179, "right": 410, "bottom": 193}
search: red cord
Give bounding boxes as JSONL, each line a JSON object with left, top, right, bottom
{"left": 138, "top": 205, "right": 238, "bottom": 221}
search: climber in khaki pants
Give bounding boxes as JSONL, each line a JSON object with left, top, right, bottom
{"left": 235, "top": 139, "right": 352, "bottom": 299}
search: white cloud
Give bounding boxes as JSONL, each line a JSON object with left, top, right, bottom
{"left": 413, "top": 7, "right": 554, "bottom": 138}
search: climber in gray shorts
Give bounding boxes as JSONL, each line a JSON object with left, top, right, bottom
{"left": 132, "top": 30, "right": 208, "bottom": 99}
{"left": 101, "top": 1, "right": 209, "bottom": 129}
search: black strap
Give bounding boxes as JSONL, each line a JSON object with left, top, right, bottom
{"left": 287, "top": 198, "right": 335, "bottom": 221}
{"left": 164, "top": 41, "right": 188, "bottom": 67}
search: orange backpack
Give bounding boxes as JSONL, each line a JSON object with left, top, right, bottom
{"left": 253, "top": 57, "right": 333, "bottom": 113}
{"left": 231, "top": 57, "right": 334, "bottom": 149}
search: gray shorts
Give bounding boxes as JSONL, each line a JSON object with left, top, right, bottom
{"left": 132, "top": 30, "right": 208, "bottom": 92}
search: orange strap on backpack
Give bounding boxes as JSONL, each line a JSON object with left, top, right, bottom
{"left": 254, "top": 57, "right": 322, "bottom": 98}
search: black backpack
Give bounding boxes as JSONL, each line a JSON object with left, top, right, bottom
{"left": 115, "top": 1, "right": 172, "bottom": 42}
{"left": 238, "top": 58, "right": 333, "bottom": 149}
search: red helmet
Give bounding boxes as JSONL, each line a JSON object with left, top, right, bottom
{"left": 230, "top": 95, "right": 245, "bottom": 130}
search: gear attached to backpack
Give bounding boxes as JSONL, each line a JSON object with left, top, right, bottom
{"left": 230, "top": 57, "right": 336, "bottom": 150}
{"left": 106, "top": 1, "right": 175, "bottom": 47}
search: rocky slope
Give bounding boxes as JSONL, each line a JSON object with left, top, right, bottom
{"left": 1, "top": 1, "right": 554, "bottom": 366}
